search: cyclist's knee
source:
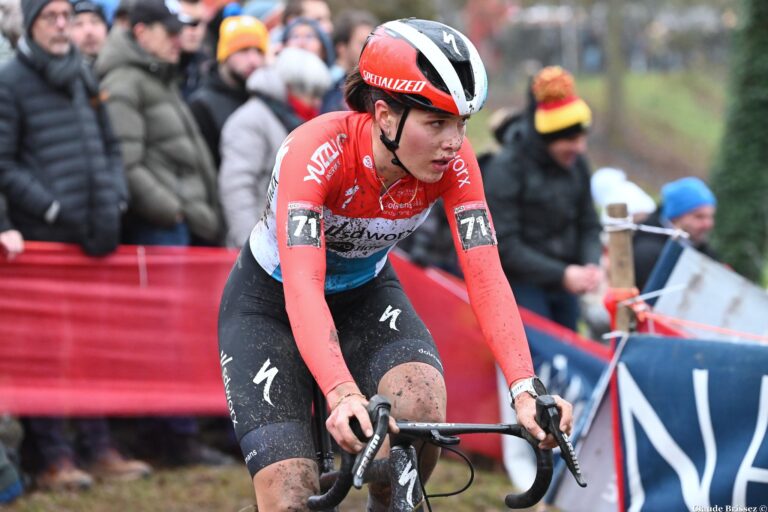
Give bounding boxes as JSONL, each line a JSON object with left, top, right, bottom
{"left": 253, "top": 458, "right": 318, "bottom": 511}
{"left": 379, "top": 362, "right": 446, "bottom": 422}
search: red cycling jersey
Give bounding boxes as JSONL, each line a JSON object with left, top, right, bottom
{"left": 249, "top": 111, "right": 533, "bottom": 395}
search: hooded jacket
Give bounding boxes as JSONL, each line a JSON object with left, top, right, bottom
{"left": 96, "top": 27, "right": 221, "bottom": 243}
{"left": 0, "top": 39, "right": 126, "bottom": 255}
{"left": 483, "top": 112, "right": 602, "bottom": 289}
{"left": 218, "top": 66, "right": 299, "bottom": 247}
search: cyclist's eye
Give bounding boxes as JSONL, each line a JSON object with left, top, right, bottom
{"left": 430, "top": 120, "right": 444, "bottom": 128}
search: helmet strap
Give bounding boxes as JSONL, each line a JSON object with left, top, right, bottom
{"left": 379, "top": 106, "right": 412, "bottom": 174}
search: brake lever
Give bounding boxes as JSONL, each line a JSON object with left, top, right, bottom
{"left": 349, "top": 395, "right": 392, "bottom": 489}
{"left": 535, "top": 395, "right": 587, "bottom": 488}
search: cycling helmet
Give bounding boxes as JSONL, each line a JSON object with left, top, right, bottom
{"left": 358, "top": 18, "right": 488, "bottom": 116}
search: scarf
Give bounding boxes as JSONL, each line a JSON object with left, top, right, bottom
{"left": 17, "top": 36, "right": 85, "bottom": 93}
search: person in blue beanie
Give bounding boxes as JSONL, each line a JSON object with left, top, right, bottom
{"left": 633, "top": 176, "right": 718, "bottom": 290}
{"left": 281, "top": 16, "right": 333, "bottom": 68}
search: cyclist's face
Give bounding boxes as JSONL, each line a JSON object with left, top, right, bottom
{"left": 395, "top": 108, "right": 468, "bottom": 183}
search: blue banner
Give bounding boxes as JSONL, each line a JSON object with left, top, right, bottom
{"left": 617, "top": 335, "right": 768, "bottom": 510}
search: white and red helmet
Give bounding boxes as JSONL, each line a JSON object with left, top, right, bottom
{"left": 358, "top": 18, "right": 488, "bottom": 116}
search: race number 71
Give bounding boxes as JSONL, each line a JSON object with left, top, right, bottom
{"left": 454, "top": 206, "right": 495, "bottom": 250}
{"left": 287, "top": 205, "right": 322, "bottom": 247}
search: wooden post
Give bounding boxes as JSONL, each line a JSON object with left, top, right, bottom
{"left": 606, "top": 203, "right": 636, "bottom": 332}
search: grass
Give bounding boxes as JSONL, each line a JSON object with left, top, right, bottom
{"left": 5, "top": 458, "right": 547, "bottom": 512}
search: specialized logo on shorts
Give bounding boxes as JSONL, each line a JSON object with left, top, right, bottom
{"left": 287, "top": 202, "right": 322, "bottom": 248}
{"left": 253, "top": 359, "right": 278, "bottom": 406}
{"left": 220, "top": 351, "right": 238, "bottom": 425}
{"left": 454, "top": 202, "right": 496, "bottom": 251}
{"left": 304, "top": 134, "right": 347, "bottom": 184}
{"left": 398, "top": 459, "right": 419, "bottom": 508}
{"left": 380, "top": 305, "right": 401, "bottom": 331}
{"left": 362, "top": 71, "right": 427, "bottom": 93}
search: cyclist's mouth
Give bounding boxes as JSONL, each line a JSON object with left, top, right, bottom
{"left": 431, "top": 158, "right": 453, "bottom": 172}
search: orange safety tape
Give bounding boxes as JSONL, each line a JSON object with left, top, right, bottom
{"left": 643, "top": 311, "right": 768, "bottom": 344}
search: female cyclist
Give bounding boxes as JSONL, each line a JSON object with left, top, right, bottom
{"left": 218, "top": 18, "right": 574, "bottom": 511}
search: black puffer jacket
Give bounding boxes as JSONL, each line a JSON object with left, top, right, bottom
{"left": 188, "top": 68, "right": 249, "bottom": 168}
{"left": 0, "top": 194, "right": 10, "bottom": 232}
{"left": 0, "top": 43, "right": 127, "bottom": 256}
{"left": 483, "top": 113, "right": 602, "bottom": 289}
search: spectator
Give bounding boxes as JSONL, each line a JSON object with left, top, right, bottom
{"left": 0, "top": 194, "right": 23, "bottom": 260}
{"left": 0, "top": 416, "right": 23, "bottom": 504}
{"left": 483, "top": 66, "right": 603, "bottom": 331}
{"left": 96, "top": 0, "right": 222, "bottom": 247}
{"left": 0, "top": 0, "right": 151, "bottom": 490}
{"left": 177, "top": 0, "right": 209, "bottom": 99}
{"left": 0, "top": 0, "right": 21, "bottom": 61}
{"left": 70, "top": 0, "right": 108, "bottom": 66}
{"left": 633, "top": 176, "right": 718, "bottom": 290}
{"left": 282, "top": 16, "right": 333, "bottom": 68}
{"left": 96, "top": 0, "right": 231, "bottom": 465}
{"left": 189, "top": 15, "right": 268, "bottom": 167}
{"left": 320, "top": 8, "right": 376, "bottom": 113}
{"left": 111, "top": 0, "right": 134, "bottom": 28}
{"left": 281, "top": 0, "right": 331, "bottom": 35}
{"left": 219, "top": 46, "right": 330, "bottom": 247}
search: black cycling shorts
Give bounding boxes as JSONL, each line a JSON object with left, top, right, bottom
{"left": 218, "top": 244, "right": 444, "bottom": 477}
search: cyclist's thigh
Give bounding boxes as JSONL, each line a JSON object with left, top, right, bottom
{"left": 331, "top": 263, "right": 446, "bottom": 414}
{"left": 218, "top": 246, "right": 316, "bottom": 478}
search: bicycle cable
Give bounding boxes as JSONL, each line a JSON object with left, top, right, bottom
{"left": 417, "top": 440, "right": 476, "bottom": 510}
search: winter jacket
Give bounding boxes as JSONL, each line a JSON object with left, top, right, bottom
{"left": 0, "top": 41, "right": 127, "bottom": 255}
{"left": 188, "top": 67, "right": 249, "bottom": 168}
{"left": 96, "top": 28, "right": 221, "bottom": 243}
{"left": 483, "top": 113, "right": 602, "bottom": 289}
{"left": 218, "top": 66, "right": 295, "bottom": 247}
{"left": 633, "top": 209, "right": 718, "bottom": 290}
{"left": 0, "top": 194, "right": 10, "bottom": 232}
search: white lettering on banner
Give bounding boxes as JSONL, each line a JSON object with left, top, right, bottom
{"left": 398, "top": 460, "right": 419, "bottom": 508}
{"left": 304, "top": 134, "right": 347, "bottom": 184}
{"left": 618, "top": 365, "right": 716, "bottom": 511}
{"left": 362, "top": 71, "right": 427, "bottom": 93}
{"left": 733, "top": 376, "right": 768, "bottom": 506}
{"left": 253, "top": 359, "right": 279, "bottom": 406}
{"left": 380, "top": 305, "right": 401, "bottom": 331}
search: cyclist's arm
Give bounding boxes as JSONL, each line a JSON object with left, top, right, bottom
{"left": 441, "top": 141, "right": 535, "bottom": 387}
{"left": 274, "top": 133, "right": 356, "bottom": 398}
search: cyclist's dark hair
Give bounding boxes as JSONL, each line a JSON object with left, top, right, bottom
{"left": 344, "top": 67, "right": 406, "bottom": 116}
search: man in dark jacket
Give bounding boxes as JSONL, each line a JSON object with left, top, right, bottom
{"left": 0, "top": 0, "right": 152, "bottom": 491}
{"left": 634, "top": 176, "right": 718, "bottom": 290}
{"left": 189, "top": 14, "right": 268, "bottom": 168}
{"left": 484, "top": 66, "right": 603, "bottom": 330}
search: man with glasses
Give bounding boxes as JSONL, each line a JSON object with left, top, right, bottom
{"left": 176, "top": 0, "right": 208, "bottom": 98}
{"left": 0, "top": 0, "right": 151, "bottom": 491}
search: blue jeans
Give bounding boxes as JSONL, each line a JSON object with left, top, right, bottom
{"left": 123, "top": 220, "right": 191, "bottom": 246}
{"left": 511, "top": 282, "right": 580, "bottom": 331}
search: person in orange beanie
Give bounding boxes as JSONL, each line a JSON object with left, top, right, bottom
{"left": 189, "top": 15, "right": 269, "bottom": 167}
{"left": 483, "top": 66, "right": 603, "bottom": 330}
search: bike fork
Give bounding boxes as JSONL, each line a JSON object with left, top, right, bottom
{"left": 388, "top": 445, "right": 424, "bottom": 512}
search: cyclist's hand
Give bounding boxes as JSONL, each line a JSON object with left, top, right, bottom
{"left": 326, "top": 385, "right": 373, "bottom": 453}
{"left": 514, "top": 393, "right": 573, "bottom": 449}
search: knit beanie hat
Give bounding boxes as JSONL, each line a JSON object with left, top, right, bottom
{"left": 282, "top": 16, "right": 334, "bottom": 68}
{"left": 661, "top": 177, "right": 716, "bottom": 220}
{"left": 531, "top": 66, "right": 592, "bottom": 141}
{"left": 217, "top": 15, "right": 268, "bottom": 62}
{"left": 22, "top": 0, "right": 54, "bottom": 34}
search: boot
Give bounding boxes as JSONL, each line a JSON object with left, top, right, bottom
{"left": 36, "top": 458, "right": 93, "bottom": 491}
{"left": 89, "top": 448, "right": 152, "bottom": 482}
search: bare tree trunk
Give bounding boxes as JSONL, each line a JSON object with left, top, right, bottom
{"left": 605, "top": 0, "right": 625, "bottom": 148}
